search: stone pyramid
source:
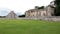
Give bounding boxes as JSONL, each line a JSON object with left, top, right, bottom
{"left": 6, "top": 11, "right": 17, "bottom": 19}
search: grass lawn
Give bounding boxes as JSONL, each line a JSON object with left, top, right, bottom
{"left": 0, "top": 19, "right": 60, "bottom": 34}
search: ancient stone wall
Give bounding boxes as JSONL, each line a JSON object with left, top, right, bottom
{"left": 17, "top": 16, "right": 60, "bottom": 21}
{"left": 25, "top": 5, "right": 54, "bottom": 17}
{"left": 46, "top": 5, "right": 54, "bottom": 16}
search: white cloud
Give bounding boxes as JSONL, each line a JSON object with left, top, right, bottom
{"left": 0, "top": 0, "right": 53, "bottom": 16}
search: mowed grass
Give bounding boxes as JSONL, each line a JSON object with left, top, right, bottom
{"left": 0, "top": 19, "right": 60, "bottom": 34}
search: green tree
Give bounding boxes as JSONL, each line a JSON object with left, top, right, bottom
{"left": 54, "top": 0, "right": 60, "bottom": 16}
{"left": 35, "top": 6, "right": 44, "bottom": 9}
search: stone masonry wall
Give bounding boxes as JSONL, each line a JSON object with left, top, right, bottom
{"left": 0, "top": 16, "right": 60, "bottom": 21}
{"left": 17, "top": 16, "right": 60, "bottom": 21}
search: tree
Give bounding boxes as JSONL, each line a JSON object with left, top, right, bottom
{"left": 38, "top": 6, "right": 44, "bottom": 9}
{"left": 54, "top": 0, "right": 60, "bottom": 16}
{"left": 35, "top": 6, "right": 39, "bottom": 9}
{"left": 35, "top": 6, "right": 44, "bottom": 9}
{"left": 18, "top": 15, "right": 25, "bottom": 17}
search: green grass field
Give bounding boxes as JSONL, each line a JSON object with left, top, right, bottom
{"left": 0, "top": 19, "right": 60, "bottom": 34}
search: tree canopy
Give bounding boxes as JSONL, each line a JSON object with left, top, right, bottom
{"left": 35, "top": 6, "right": 44, "bottom": 9}
{"left": 54, "top": 0, "right": 60, "bottom": 16}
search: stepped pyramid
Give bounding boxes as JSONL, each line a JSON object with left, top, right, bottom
{"left": 6, "top": 11, "right": 18, "bottom": 19}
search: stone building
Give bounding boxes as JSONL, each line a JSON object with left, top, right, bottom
{"left": 46, "top": 5, "right": 55, "bottom": 16}
{"left": 25, "top": 5, "right": 54, "bottom": 17}
{"left": 6, "top": 11, "right": 18, "bottom": 19}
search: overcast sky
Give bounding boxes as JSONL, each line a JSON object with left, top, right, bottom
{"left": 0, "top": 0, "right": 53, "bottom": 16}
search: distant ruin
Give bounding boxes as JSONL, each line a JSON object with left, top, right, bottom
{"left": 25, "top": 5, "right": 54, "bottom": 17}
{"left": 6, "top": 11, "right": 18, "bottom": 19}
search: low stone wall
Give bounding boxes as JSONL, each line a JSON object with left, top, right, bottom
{"left": 39, "top": 16, "right": 60, "bottom": 21}
{"left": 18, "top": 16, "right": 60, "bottom": 21}
{"left": 0, "top": 16, "right": 60, "bottom": 21}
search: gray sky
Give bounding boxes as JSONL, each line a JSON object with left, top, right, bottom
{"left": 0, "top": 0, "right": 53, "bottom": 16}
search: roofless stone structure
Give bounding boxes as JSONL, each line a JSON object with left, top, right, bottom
{"left": 6, "top": 11, "right": 17, "bottom": 19}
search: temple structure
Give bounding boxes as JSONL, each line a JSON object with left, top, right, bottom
{"left": 6, "top": 11, "right": 18, "bottom": 19}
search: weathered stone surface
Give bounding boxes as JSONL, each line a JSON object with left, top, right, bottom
{"left": 25, "top": 5, "right": 54, "bottom": 17}
{"left": 6, "top": 11, "right": 18, "bottom": 19}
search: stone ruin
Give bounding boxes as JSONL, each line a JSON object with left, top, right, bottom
{"left": 6, "top": 11, "right": 18, "bottom": 19}
{"left": 25, "top": 5, "right": 54, "bottom": 17}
